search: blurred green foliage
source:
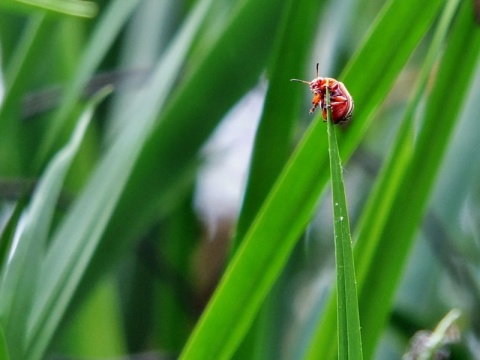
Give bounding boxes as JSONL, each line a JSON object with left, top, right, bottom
{"left": 0, "top": 0, "right": 479, "bottom": 359}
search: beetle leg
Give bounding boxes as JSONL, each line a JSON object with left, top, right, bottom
{"left": 309, "top": 92, "right": 322, "bottom": 114}
{"left": 321, "top": 108, "right": 328, "bottom": 122}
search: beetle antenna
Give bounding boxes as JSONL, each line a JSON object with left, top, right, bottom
{"left": 316, "top": 63, "right": 319, "bottom": 77}
{"left": 290, "top": 78, "right": 311, "bottom": 84}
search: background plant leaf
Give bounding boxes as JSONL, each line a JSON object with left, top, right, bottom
{"left": 24, "top": 0, "right": 215, "bottom": 357}
{"left": 0, "top": 86, "right": 109, "bottom": 359}
{"left": 179, "top": 0, "right": 446, "bottom": 356}
{"left": 1, "top": 0, "right": 479, "bottom": 358}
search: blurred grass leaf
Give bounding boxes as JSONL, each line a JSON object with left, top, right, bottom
{"left": 180, "top": 0, "right": 445, "bottom": 357}
{"left": 15, "top": 0, "right": 98, "bottom": 18}
{"left": 308, "top": 0, "right": 480, "bottom": 358}
{"left": 1, "top": 0, "right": 479, "bottom": 357}
{"left": 0, "top": 86, "right": 110, "bottom": 360}
{"left": 0, "top": 323, "right": 9, "bottom": 360}
{"left": 0, "top": 14, "right": 50, "bottom": 174}
{"left": 232, "top": 0, "right": 326, "bottom": 249}
{"left": 82, "top": 0, "right": 285, "bottom": 298}
{"left": 230, "top": 0, "right": 325, "bottom": 356}
{"left": 0, "top": 200, "right": 26, "bottom": 268}
{"left": 24, "top": 0, "right": 214, "bottom": 358}
{"left": 35, "top": 0, "right": 140, "bottom": 167}
{"left": 356, "top": 3, "right": 480, "bottom": 356}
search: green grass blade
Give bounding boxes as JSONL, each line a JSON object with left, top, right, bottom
{"left": 357, "top": 3, "right": 480, "bottom": 357}
{"left": 15, "top": 0, "right": 97, "bottom": 18}
{"left": 307, "top": 0, "right": 464, "bottom": 357}
{"left": 337, "top": 0, "right": 443, "bottom": 159}
{"left": 230, "top": 0, "right": 326, "bottom": 356}
{"left": 232, "top": 0, "right": 326, "bottom": 249}
{"left": 325, "top": 86, "right": 363, "bottom": 360}
{"left": 84, "top": 0, "right": 285, "bottom": 290}
{"left": 318, "top": 2, "right": 480, "bottom": 358}
{"left": 2, "top": 0, "right": 478, "bottom": 356}
{"left": 0, "top": 87, "right": 110, "bottom": 360}
{"left": 0, "top": 14, "right": 50, "bottom": 174}
{"left": 0, "top": 197, "right": 28, "bottom": 268}
{"left": 180, "top": 117, "right": 327, "bottom": 360}
{"left": 232, "top": 0, "right": 327, "bottom": 356}
{"left": 355, "top": 0, "right": 462, "bottom": 290}
{"left": 3, "top": 14, "right": 47, "bottom": 97}
{"left": 180, "top": 0, "right": 443, "bottom": 358}
{"left": 35, "top": 0, "right": 140, "bottom": 167}
{"left": 24, "top": 1, "right": 214, "bottom": 358}
{"left": 0, "top": 324, "right": 9, "bottom": 360}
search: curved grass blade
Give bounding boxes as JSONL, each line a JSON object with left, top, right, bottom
{"left": 25, "top": 1, "right": 214, "bottom": 358}
{"left": 306, "top": 0, "right": 465, "bottom": 357}
{"left": 180, "top": 0, "right": 444, "bottom": 358}
{"left": 0, "top": 87, "right": 110, "bottom": 360}
{"left": 232, "top": 0, "right": 326, "bottom": 250}
{"left": 0, "top": 196, "right": 29, "bottom": 269}
{"left": 180, "top": 116, "right": 327, "bottom": 360}
{"left": 356, "top": 4, "right": 480, "bottom": 356}
{"left": 336, "top": 0, "right": 443, "bottom": 158}
{"left": 0, "top": 324, "right": 9, "bottom": 360}
{"left": 35, "top": 0, "right": 140, "bottom": 167}
{"left": 230, "top": 0, "right": 326, "bottom": 356}
{"left": 354, "top": 0, "right": 463, "bottom": 295}
{"left": 0, "top": 14, "right": 50, "bottom": 174}
{"left": 15, "top": 0, "right": 97, "bottom": 18}
{"left": 83, "top": 0, "right": 285, "bottom": 294}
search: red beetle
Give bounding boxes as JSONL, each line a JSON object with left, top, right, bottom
{"left": 291, "top": 63, "right": 354, "bottom": 124}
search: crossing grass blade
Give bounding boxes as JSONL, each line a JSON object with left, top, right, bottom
{"left": 230, "top": 0, "right": 326, "bottom": 356}
{"left": 1, "top": 0, "right": 480, "bottom": 357}
{"left": 24, "top": 1, "right": 214, "bottom": 358}
{"left": 179, "top": 0, "right": 444, "bottom": 358}
{"left": 0, "top": 14, "right": 50, "bottom": 174}
{"left": 15, "top": 0, "right": 98, "bottom": 17}
{"left": 307, "top": 1, "right": 480, "bottom": 358}
{"left": 0, "top": 87, "right": 110, "bottom": 360}
{"left": 35, "top": 0, "right": 140, "bottom": 167}
{"left": 0, "top": 324, "right": 9, "bottom": 360}
{"left": 80, "top": 0, "right": 286, "bottom": 297}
